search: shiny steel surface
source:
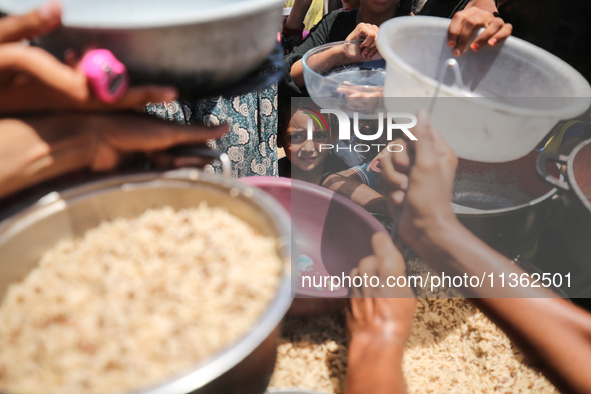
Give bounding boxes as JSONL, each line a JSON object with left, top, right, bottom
{"left": 0, "top": 0, "right": 283, "bottom": 89}
{"left": 0, "top": 169, "right": 292, "bottom": 394}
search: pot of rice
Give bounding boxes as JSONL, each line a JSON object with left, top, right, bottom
{"left": 0, "top": 169, "right": 292, "bottom": 394}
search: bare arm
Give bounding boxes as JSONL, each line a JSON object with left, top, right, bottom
{"left": 346, "top": 233, "right": 415, "bottom": 394}
{"left": 466, "top": 0, "right": 498, "bottom": 13}
{"left": 0, "top": 114, "right": 226, "bottom": 198}
{"left": 290, "top": 44, "right": 349, "bottom": 88}
{"left": 290, "top": 22, "right": 380, "bottom": 88}
{"left": 347, "top": 336, "right": 406, "bottom": 394}
{"left": 411, "top": 217, "right": 591, "bottom": 394}
{"left": 380, "top": 110, "right": 591, "bottom": 394}
{"left": 0, "top": 116, "right": 92, "bottom": 198}
{"left": 284, "top": 0, "right": 313, "bottom": 30}
{"left": 323, "top": 168, "right": 389, "bottom": 214}
{"left": 0, "top": 2, "right": 177, "bottom": 114}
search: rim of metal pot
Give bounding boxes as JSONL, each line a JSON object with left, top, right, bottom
{"left": 565, "top": 139, "right": 591, "bottom": 213}
{"left": 453, "top": 186, "right": 558, "bottom": 217}
{"left": 0, "top": 169, "right": 293, "bottom": 394}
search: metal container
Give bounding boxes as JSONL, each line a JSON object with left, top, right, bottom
{"left": 0, "top": 0, "right": 283, "bottom": 91}
{"left": 0, "top": 169, "right": 292, "bottom": 394}
{"left": 453, "top": 150, "right": 559, "bottom": 255}
{"left": 537, "top": 139, "right": 591, "bottom": 271}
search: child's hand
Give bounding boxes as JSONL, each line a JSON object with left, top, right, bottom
{"left": 379, "top": 110, "right": 459, "bottom": 249}
{"left": 285, "top": 0, "right": 313, "bottom": 30}
{"left": 448, "top": 5, "right": 512, "bottom": 56}
{"left": 347, "top": 232, "right": 415, "bottom": 344}
{"left": 345, "top": 23, "right": 380, "bottom": 60}
{"left": 79, "top": 114, "right": 228, "bottom": 171}
{"left": 0, "top": 1, "right": 61, "bottom": 43}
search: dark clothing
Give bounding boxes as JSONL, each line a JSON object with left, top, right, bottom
{"left": 284, "top": 10, "right": 359, "bottom": 69}
{"left": 278, "top": 154, "right": 349, "bottom": 184}
{"left": 282, "top": 10, "right": 359, "bottom": 97}
{"left": 282, "top": 0, "right": 473, "bottom": 95}
{"left": 418, "top": 0, "right": 471, "bottom": 18}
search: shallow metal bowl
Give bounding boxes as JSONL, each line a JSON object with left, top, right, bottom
{"left": 0, "top": 0, "right": 284, "bottom": 91}
{"left": 0, "top": 169, "right": 292, "bottom": 394}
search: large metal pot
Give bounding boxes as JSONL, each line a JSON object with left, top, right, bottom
{"left": 0, "top": 0, "right": 283, "bottom": 92}
{"left": 453, "top": 150, "right": 560, "bottom": 256}
{"left": 537, "top": 139, "right": 591, "bottom": 271}
{"left": 0, "top": 169, "right": 292, "bottom": 394}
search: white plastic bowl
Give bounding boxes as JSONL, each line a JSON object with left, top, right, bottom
{"left": 376, "top": 16, "right": 591, "bottom": 162}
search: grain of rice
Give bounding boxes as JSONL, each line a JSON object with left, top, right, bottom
{"left": 0, "top": 205, "right": 281, "bottom": 394}
{"left": 270, "top": 260, "right": 557, "bottom": 393}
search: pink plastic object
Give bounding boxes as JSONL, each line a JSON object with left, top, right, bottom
{"left": 239, "top": 176, "right": 387, "bottom": 298}
{"left": 81, "top": 49, "right": 129, "bottom": 103}
{"left": 368, "top": 155, "right": 382, "bottom": 173}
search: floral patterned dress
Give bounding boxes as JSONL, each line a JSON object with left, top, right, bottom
{"left": 146, "top": 85, "right": 278, "bottom": 178}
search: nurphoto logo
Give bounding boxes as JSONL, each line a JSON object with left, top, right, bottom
{"left": 305, "top": 109, "right": 418, "bottom": 153}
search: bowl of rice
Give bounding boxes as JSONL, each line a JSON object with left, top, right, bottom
{"left": 0, "top": 169, "right": 292, "bottom": 394}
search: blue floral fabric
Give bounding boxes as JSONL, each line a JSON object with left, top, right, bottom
{"left": 146, "top": 85, "right": 278, "bottom": 178}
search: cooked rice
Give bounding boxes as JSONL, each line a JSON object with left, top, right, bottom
{"left": 0, "top": 205, "right": 281, "bottom": 394}
{"left": 270, "top": 259, "right": 557, "bottom": 393}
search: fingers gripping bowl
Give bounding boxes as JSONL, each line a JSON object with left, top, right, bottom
{"left": 376, "top": 16, "right": 591, "bottom": 162}
{"left": 0, "top": 170, "right": 292, "bottom": 394}
{"left": 302, "top": 40, "right": 386, "bottom": 117}
{"left": 0, "top": 0, "right": 284, "bottom": 92}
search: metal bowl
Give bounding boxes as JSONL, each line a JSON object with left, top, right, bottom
{"left": 453, "top": 150, "right": 560, "bottom": 256}
{"left": 0, "top": 0, "right": 283, "bottom": 91}
{"left": 0, "top": 169, "right": 292, "bottom": 394}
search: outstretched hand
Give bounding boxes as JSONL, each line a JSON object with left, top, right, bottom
{"left": 346, "top": 232, "right": 415, "bottom": 394}
{"left": 0, "top": 113, "right": 228, "bottom": 198}
{"left": 347, "top": 232, "right": 415, "bottom": 343}
{"left": 345, "top": 23, "right": 381, "bottom": 60}
{"left": 378, "top": 110, "right": 459, "bottom": 249}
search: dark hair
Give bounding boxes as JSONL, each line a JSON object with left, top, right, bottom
{"left": 276, "top": 88, "right": 335, "bottom": 145}
{"left": 277, "top": 87, "right": 296, "bottom": 142}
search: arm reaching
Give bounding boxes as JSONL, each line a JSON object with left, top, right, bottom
{"left": 290, "top": 22, "right": 380, "bottom": 88}
{"left": 0, "top": 114, "right": 227, "bottom": 198}
{"left": 346, "top": 233, "right": 415, "bottom": 394}
{"left": 379, "top": 110, "right": 591, "bottom": 393}
{"left": 323, "top": 167, "right": 389, "bottom": 215}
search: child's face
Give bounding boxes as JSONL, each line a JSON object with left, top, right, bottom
{"left": 284, "top": 110, "right": 331, "bottom": 172}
